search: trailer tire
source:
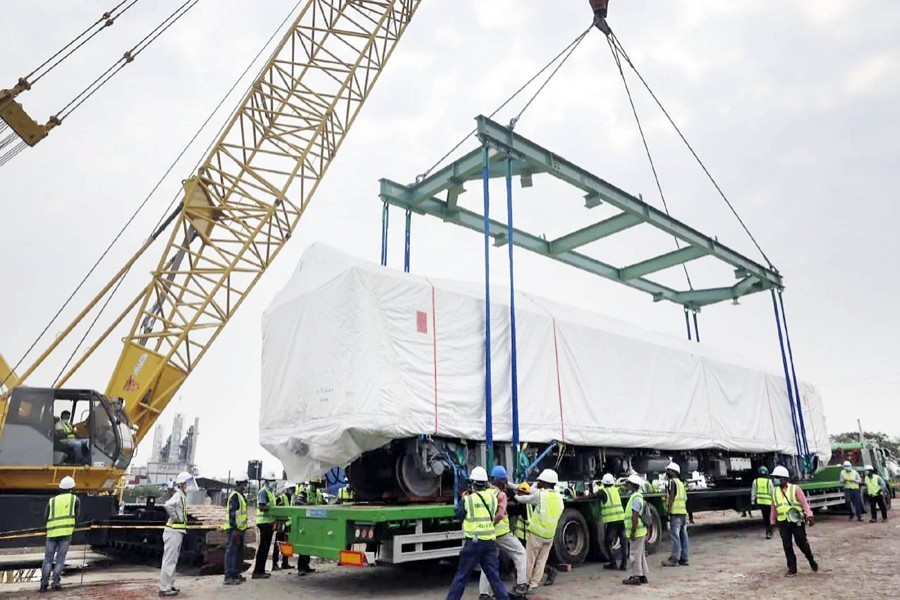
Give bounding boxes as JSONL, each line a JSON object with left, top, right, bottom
{"left": 644, "top": 503, "right": 662, "bottom": 556}
{"left": 552, "top": 508, "right": 590, "bottom": 567}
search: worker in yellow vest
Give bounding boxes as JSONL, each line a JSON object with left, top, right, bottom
{"left": 446, "top": 466, "right": 509, "bottom": 600}
{"left": 840, "top": 460, "right": 863, "bottom": 521}
{"left": 512, "top": 469, "right": 563, "bottom": 593}
{"left": 597, "top": 473, "right": 627, "bottom": 571}
{"left": 272, "top": 483, "right": 294, "bottom": 570}
{"left": 160, "top": 471, "right": 194, "bottom": 596}
{"left": 337, "top": 483, "right": 354, "bottom": 504}
{"left": 622, "top": 473, "right": 649, "bottom": 585}
{"left": 477, "top": 466, "right": 528, "bottom": 598}
{"left": 661, "top": 462, "right": 689, "bottom": 567}
{"left": 751, "top": 466, "right": 774, "bottom": 539}
{"left": 39, "top": 476, "right": 78, "bottom": 593}
{"left": 296, "top": 477, "right": 325, "bottom": 576}
{"left": 863, "top": 465, "right": 889, "bottom": 523}
{"left": 252, "top": 472, "right": 278, "bottom": 579}
{"left": 223, "top": 474, "right": 249, "bottom": 585}
{"left": 769, "top": 466, "right": 817, "bottom": 577}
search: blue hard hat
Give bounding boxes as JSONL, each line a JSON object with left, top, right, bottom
{"left": 490, "top": 465, "right": 508, "bottom": 479}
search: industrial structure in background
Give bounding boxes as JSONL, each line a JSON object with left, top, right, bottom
{"left": 131, "top": 413, "right": 200, "bottom": 485}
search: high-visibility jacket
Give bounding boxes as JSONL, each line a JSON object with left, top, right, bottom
{"left": 307, "top": 487, "right": 324, "bottom": 506}
{"left": 512, "top": 515, "right": 527, "bottom": 541}
{"left": 257, "top": 487, "right": 277, "bottom": 525}
{"left": 46, "top": 493, "right": 76, "bottom": 539}
{"left": 840, "top": 470, "right": 860, "bottom": 490}
{"left": 624, "top": 491, "right": 646, "bottom": 539}
{"left": 59, "top": 422, "right": 75, "bottom": 440}
{"left": 222, "top": 490, "right": 248, "bottom": 531}
{"left": 462, "top": 490, "right": 497, "bottom": 541}
{"left": 600, "top": 486, "right": 625, "bottom": 523}
{"left": 490, "top": 488, "right": 511, "bottom": 537}
{"left": 773, "top": 484, "right": 801, "bottom": 522}
{"left": 527, "top": 489, "right": 563, "bottom": 540}
{"left": 669, "top": 479, "right": 687, "bottom": 515}
{"left": 865, "top": 475, "right": 884, "bottom": 497}
{"left": 277, "top": 492, "right": 292, "bottom": 528}
{"left": 338, "top": 486, "right": 354, "bottom": 502}
{"left": 753, "top": 477, "right": 773, "bottom": 506}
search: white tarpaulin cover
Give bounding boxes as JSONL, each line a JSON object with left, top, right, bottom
{"left": 261, "top": 244, "right": 830, "bottom": 480}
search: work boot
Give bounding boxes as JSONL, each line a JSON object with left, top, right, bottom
{"left": 272, "top": 563, "right": 281, "bottom": 571}
{"left": 237, "top": 575, "right": 246, "bottom": 582}
{"left": 513, "top": 583, "right": 529, "bottom": 595}
{"left": 766, "top": 530, "right": 773, "bottom": 539}
{"left": 622, "top": 576, "right": 642, "bottom": 585}
{"left": 544, "top": 565, "right": 557, "bottom": 586}
{"left": 251, "top": 572, "right": 271, "bottom": 579}
{"left": 639, "top": 576, "right": 648, "bottom": 584}
{"left": 38, "top": 587, "right": 48, "bottom": 594}
{"left": 479, "top": 595, "right": 493, "bottom": 600}
{"left": 603, "top": 562, "right": 619, "bottom": 570}
{"left": 49, "top": 584, "right": 62, "bottom": 591}
{"left": 784, "top": 570, "right": 797, "bottom": 577}
{"left": 619, "top": 563, "right": 627, "bottom": 571}
{"left": 678, "top": 559, "right": 689, "bottom": 566}
{"left": 281, "top": 559, "right": 290, "bottom": 569}
{"left": 661, "top": 557, "right": 679, "bottom": 567}
{"left": 158, "top": 591, "right": 179, "bottom": 597}
{"left": 809, "top": 559, "right": 819, "bottom": 572}
{"left": 223, "top": 578, "right": 242, "bottom": 585}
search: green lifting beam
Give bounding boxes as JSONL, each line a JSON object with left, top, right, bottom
{"left": 379, "top": 115, "right": 782, "bottom": 310}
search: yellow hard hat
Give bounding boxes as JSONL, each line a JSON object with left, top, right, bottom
{"left": 516, "top": 482, "right": 531, "bottom": 494}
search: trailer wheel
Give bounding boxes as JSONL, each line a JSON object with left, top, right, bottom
{"left": 644, "top": 503, "right": 662, "bottom": 555}
{"left": 552, "top": 508, "right": 590, "bottom": 567}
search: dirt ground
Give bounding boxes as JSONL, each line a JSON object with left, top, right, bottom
{"left": 2, "top": 510, "right": 897, "bottom": 600}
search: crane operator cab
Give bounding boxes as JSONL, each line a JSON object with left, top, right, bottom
{"left": 0, "top": 387, "right": 135, "bottom": 470}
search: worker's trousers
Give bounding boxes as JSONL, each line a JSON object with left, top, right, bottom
{"left": 40, "top": 536, "right": 70, "bottom": 589}
{"left": 868, "top": 494, "right": 888, "bottom": 521}
{"left": 273, "top": 525, "right": 289, "bottom": 568}
{"left": 446, "top": 538, "right": 508, "bottom": 600}
{"left": 668, "top": 514, "right": 689, "bottom": 561}
{"left": 159, "top": 528, "right": 185, "bottom": 592}
{"left": 603, "top": 521, "right": 628, "bottom": 567}
{"left": 778, "top": 522, "right": 814, "bottom": 574}
{"left": 254, "top": 523, "right": 274, "bottom": 574}
{"left": 224, "top": 529, "right": 245, "bottom": 580}
{"left": 479, "top": 533, "right": 526, "bottom": 594}
{"left": 524, "top": 532, "right": 553, "bottom": 588}
{"left": 845, "top": 488, "right": 863, "bottom": 519}
{"left": 628, "top": 535, "right": 649, "bottom": 578}
{"left": 754, "top": 504, "right": 772, "bottom": 534}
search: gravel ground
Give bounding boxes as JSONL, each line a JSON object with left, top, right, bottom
{"left": 3, "top": 510, "right": 897, "bottom": 600}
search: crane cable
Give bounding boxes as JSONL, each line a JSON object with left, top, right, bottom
{"left": 607, "top": 31, "right": 776, "bottom": 271}
{"left": 417, "top": 24, "right": 593, "bottom": 182}
{"left": 1, "top": 0, "right": 305, "bottom": 390}
{"left": 605, "top": 33, "right": 694, "bottom": 292}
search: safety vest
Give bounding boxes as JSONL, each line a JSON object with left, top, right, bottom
{"left": 600, "top": 486, "right": 625, "bottom": 523}
{"left": 166, "top": 491, "right": 187, "bottom": 530}
{"left": 257, "top": 487, "right": 277, "bottom": 525}
{"left": 490, "top": 488, "right": 511, "bottom": 537}
{"left": 222, "top": 490, "right": 248, "bottom": 531}
{"left": 527, "top": 489, "right": 563, "bottom": 540}
{"left": 307, "top": 488, "right": 324, "bottom": 506}
{"left": 60, "top": 422, "right": 75, "bottom": 440}
{"left": 462, "top": 490, "right": 497, "bottom": 541}
{"left": 46, "top": 493, "right": 76, "bottom": 539}
{"left": 753, "top": 477, "right": 773, "bottom": 505}
{"left": 338, "top": 486, "right": 354, "bottom": 502}
{"left": 624, "top": 491, "right": 647, "bottom": 539}
{"left": 670, "top": 479, "right": 687, "bottom": 515}
{"left": 840, "top": 470, "right": 860, "bottom": 490}
{"left": 773, "top": 484, "right": 801, "bottom": 522}
{"left": 277, "top": 492, "right": 292, "bottom": 528}
{"left": 512, "top": 515, "right": 527, "bottom": 541}
{"left": 865, "top": 475, "right": 882, "bottom": 497}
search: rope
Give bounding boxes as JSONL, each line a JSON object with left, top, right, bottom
{"left": 54, "top": 0, "right": 199, "bottom": 121}
{"left": 505, "top": 157, "right": 520, "bottom": 450}
{"left": 481, "top": 145, "right": 494, "bottom": 453}
{"left": 608, "top": 32, "right": 776, "bottom": 270}
{"left": 607, "top": 36, "right": 694, "bottom": 291}
{"left": 417, "top": 25, "right": 593, "bottom": 181}
{"left": 777, "top": 290, "right": 810, "bottom": 459}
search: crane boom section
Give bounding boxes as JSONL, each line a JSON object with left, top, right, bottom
{"left": 105, "top": 0, "right": 421, "bottom": 443}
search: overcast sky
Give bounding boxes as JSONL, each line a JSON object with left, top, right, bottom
{"left": 2, "top": 1, "right": 898, "bottom": 478}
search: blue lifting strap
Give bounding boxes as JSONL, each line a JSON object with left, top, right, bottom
{"left": 777, "top": 289, "right": 810, "bottom": 461}
{"left": 771, "top": 289, "right": 803, "bottom": 461}
{"left": 380, "top": 202, "right": 389, "bottom": 267}
{"left": 403, "top": 209, "right": 412, "bottom": 273}
{"left": 481, "top": 145, "right": 494, "bottom": 454}
{"left": 505, "top": 157, "right": 520, "bottom": 451}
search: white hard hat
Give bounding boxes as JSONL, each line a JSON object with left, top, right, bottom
{"left": 666, "top": 462, "right": 681, "bottom": 474}
{"left": 842, "top": 461, "right": 852, "bottom": 468}
{"left": 864, "top": 464, "right": 874, "bottom": 471}
{"left": 234, "top": 472, "right": 249, "bottom": 483}
{"left": 175, "top": 471, "right": 193, "bottom": 484}
{"left": 601, "top": 473, "right": 616, "bottom": 485}
{"left": 627, "top": 473, "right": 644, "bottom": 487}
{"left": 59, "top": 476, "right": 76, "bottom": 490}
{"left": 537, "top": 469, "right": 559, "bottom": 485}
{"left": 771, "top": 466, "right": 790, "bottom": 478}
{"left": 263, "top": 471, "right": 278, "bottom": 481}
{"left": 469, "top": 466, "right": 489, "bottom": 482}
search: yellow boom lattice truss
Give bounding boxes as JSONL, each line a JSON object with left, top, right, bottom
{"left": 106, "top": 0, "right": 421, "bottom": 442}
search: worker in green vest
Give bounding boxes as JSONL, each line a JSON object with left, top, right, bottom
{"left": 512, "top": 469, "right": 563, "bottom": 593}
{"left": 751, "top": 466, "right": 774, "bottom": 539}
{"left": 39, "top": 476, "right": 78, "bottom": 593}
{"left": 272, "top": 483, "right": 294, "bottom": 570}
{"left": 622, "top": 473, "right": 649, "bottom": 585}
{"left": 769, "top": 466, "right": 817, "bottom": 577}
{"left": 337, "top": 483, "right": 354, "bottom": 504}
{"left": 223, "top": 474, "right": 249, "bottom": 585}
{"left": 160, "top": 471, "right": 193, "bottom": 596}
{"left": 477, "top": 465, "right": 528, "bottom": 598}
{"left": 863, "top": 465, "right": 889, "bottom": 523}
{"left": 252, "top": 472, "right": 278, "bottom": 579}
{"left": 597, "top": 473, "right": 627, "bottom": 571}
{"left": 446, "top": 466, "right": 509, "bottom": 600}
{"left": 661, "top": 462, "right": 689, "bottom": 567}
{"left": 840, "top": 460, "right": 863, "bottom": 521}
